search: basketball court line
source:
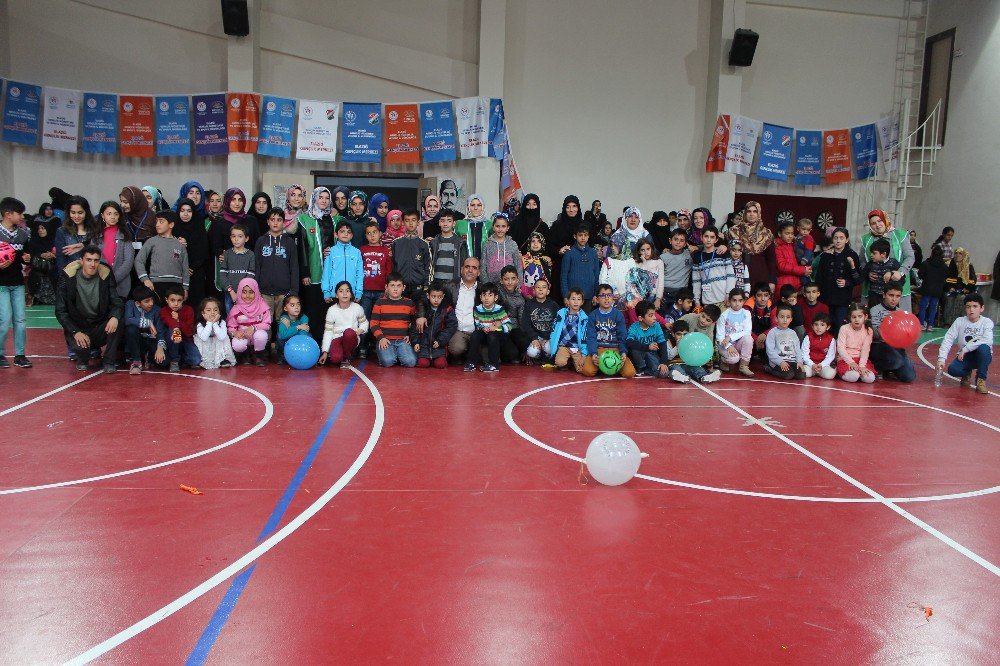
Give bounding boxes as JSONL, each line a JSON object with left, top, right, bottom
{"left": 916, "top": 335, "right": 999, "bottom": 397}
{"left": 66, "top": 367, "right": 385, "bottom": 665}
{"left": 0, "top": 372, "right": 101, "bottom": 418}
{"left": 524, "top": 404, "right": 917, "bottom": 408}
{"left": 563, "top": 428, "right": 852, "bottom": 437}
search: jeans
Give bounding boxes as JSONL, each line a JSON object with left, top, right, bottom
{"left": 376, "top": 338, "right": 417, "bottom": 367}
{"left": 629, "top": 349, "right": 667, "bottom": 377}
{"left": 165, "top": 339, "right": 202, "bottom": 366}
{"left": 870, "top": 342, "right": 916, "bottom": 382}
{"left": 0, "top": 285, "right": 27, "bottom": 356}
{"left": 947, "top": 346, "right": 992, "bottom": 381}
{"left": 124, "top": 326, "right": 159, "bottom": 364}
{"left": 918, "top": 295, "right": 939, "bottom": 327}
{"left": 360, "top": 290, "right": 381, "bottom": 348}
{"left": 671, "top": 363, "right": 707, "bottom": 381}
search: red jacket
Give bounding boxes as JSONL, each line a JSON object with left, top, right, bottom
{"left": 361, "top": 245, "right": 393, "bottom": 292}
{"left": 800, "top": 300, "right": 830, "bottom": 330}
{"left": 160, "top": 305, "right": 195, "bottom": 341}
{"left": 775, "top": 237, "right": 808, "bottom": 292}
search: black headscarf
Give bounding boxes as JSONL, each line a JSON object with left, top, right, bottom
{"left": 248, "top": 191, "right": 273, "bottom": 228}
{"left": 644, "top": 210, "right": 672, "bottom": 253}
{"left": 549, "top": 194, "right": 586, "bottom": 256}
{"left": 511, "top": 193, "right": 546, "bottom": 250}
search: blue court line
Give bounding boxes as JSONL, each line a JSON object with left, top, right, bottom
{"left": 186, "top": 366, "right": 364, "bottom": 665}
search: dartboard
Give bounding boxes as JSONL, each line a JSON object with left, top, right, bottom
{"left": 775, "top": 209, "right": 795, "bottom": 226}
{"left": 816, "top": 210, "right": 835, "bottom": 230}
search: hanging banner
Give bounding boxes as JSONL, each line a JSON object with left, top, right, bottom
{"left": 41, "top": 87, "right": 81, "bottom": 153}
{"left": 81, "top": 92, "right": 118, "bottom": 154}
{"left": 341, "top": 102, "right": 382, "bottom": 163}
{"left": 154, "top": 95, "right": 191, "bottom": 157}
{"left": 705, "top": 114, "right": 729, "bottom": 172}
{"left": 488, "top": 98, "right": 505, "bottom": 160}
{"left": 455, "top": 96, "right": 489, "bottom": 159}
{"left": 822, "top": 129, "right": 852, "bottom": 183}
{"left": 295, "top": 99, "right": 338, "bottom": 161}
{"left": 119, "top": 95, "right": 155, "bottom": 158}
{"left": 2, "top": 81, "right": 41, "bottom": 145}
{"left": 419, "top": 101, "right": 456, "bottom": 163}
{"left": 227, "top": 92, "right": 260, "bottom": 153}
{"left": 876, "top": 115, "right": 899, "bottom": 173}
{"left": 192, "top": 93, "right": 228, "bottom": 157}
{"left": 755, "top": 122, "right": 793, "bottom": 182}
{"left": 384, "top": 103, "right": 420, "bottom": 164}
{"left": 724, "top": 114, "right": 762, "bottom": 177}
{"left": 257, "top": 95, "right": 296, "bottom": 158}
{"left": 501, "top": 150, "right": 522, "bottom": 206}
{"left": 851, "top": 123, "right": 878, "bottom": 180}
{"left": 793, "top": 130, "right": 822, "bottom": 184}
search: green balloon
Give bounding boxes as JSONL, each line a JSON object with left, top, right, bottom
{"left": 678, "top": 331, "right": 713, "bottom": 366}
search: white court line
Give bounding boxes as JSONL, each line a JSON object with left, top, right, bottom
{"left": 1, "top": 372, "right": 273, "bottom": 495}
{"left": 563, "top": 428, "right": 851, "bottom": 438}
{"left": 916, "top": 335, "right": 999, "bottom": 397}
{"left": 688, "top": 379, "right": 1000, "bottom": 578}
{"left": 0, "top": 372, "right": 101, "bottom": 418}
{"left": 67, "top": 366, "right": 385, "bottom": 665}
{"left": 524, "top": 404, "right": 917, "bottom": 408}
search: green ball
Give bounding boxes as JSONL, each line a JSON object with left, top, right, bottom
{"left": 599, "top": 349, "right": 624, "bottom": 375}
{"left": 678, "top": 331, "right": 713, "bottom": 367}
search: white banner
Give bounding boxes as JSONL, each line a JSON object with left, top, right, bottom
{"left": 455, "top": 96, "right": 489, "bottom": 159}
{"left": 41, "top": 86, "right": 81, "bottom": 153}
{"left": 295, "top": 99, "right": 338, "bottom": 161}
{"left": 875, "top": 115, "right": 899, "bottom": 173}
{"left": 724, "top": 114, "right": 762, "bottom": 177}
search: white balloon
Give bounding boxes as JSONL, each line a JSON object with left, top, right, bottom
{"left": 585, "top": 432, "right": 642, "bottom": 486}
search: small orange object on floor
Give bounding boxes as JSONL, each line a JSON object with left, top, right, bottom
{"left": 179, "top": 484, "right": 204, "bottom": 495}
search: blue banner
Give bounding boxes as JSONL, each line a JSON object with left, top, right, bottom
{"left": 2, "top": 80, "right": 41, "bottom": 145}
{"left": 192, "top": 93, "right": 228, "bottom": 157}
{"left": 755, "top": 123, "right": 793, "bottom": 182}
{"left": 488, "top": 98, "right": 505, "bottom": 160}
{"left": 851, "top": 123, "right": 878, "bottom": 180}
{"left": 419, "top": 101, "right": 456, "bottom": 162}
{"left": 155, "top": 95, "right": 191, "bottom": 156}
{"left": 793, "top": 130, "right": 822, "bottom": 185}
{"left": 81, "top": 92, "right": 118, "bottom": 154}
{"left": 341, "top": 102, "right": 382, "bottom": 162}
{"left": 257, "top": 95, "right": 296, "bottom": 158}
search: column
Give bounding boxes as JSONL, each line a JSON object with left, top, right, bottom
{"left": 475, "top": 0, "right": 506, "bottom": 213}
{"left": 225, "top": 0, "right": 261, "bottom": 190}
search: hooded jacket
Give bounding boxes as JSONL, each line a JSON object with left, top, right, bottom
{"left": 55, "top": 260, "right": 125, "bottom": 333}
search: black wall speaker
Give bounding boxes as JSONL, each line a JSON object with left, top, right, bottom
{"left": 729, "top": 29, "right": 759, "bottom": 67}
{"left": 221, "top": 0, "right": 250, "bottom": 37}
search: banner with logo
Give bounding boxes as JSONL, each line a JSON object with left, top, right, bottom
{"left": 257, "top": 95, "right": 295, "bottom": 158}
{"left": 705, "top": 114, "right": 729, "bottom": 172}
{"left": 154, "top": 95, "right": 191, "bottom": 157}
{"left": 455, "top": 96, "right": 489, "bottom": 159}
{"left": 192, "top": 93, "right": 228, "bottom": 157}
{"left": 2, "top": 81, "right": 41, "bottom": 145}
{"left": 384, "top": 103, "right": 420, "bottom": 164}
{"left": 119, "top": 95, "right": 155, "bottom": 158}
{"left": 755, "top": 122, "right": 793, "bottom": 182}
{"left": 724, "top": 114, "right": 762, "bottom": 176}
{"left": 488, "top": 98, "right": 505, "bottom": 160}
{"left": 295, "top": 99, "right": 338, "bottom": 161}
{"left": 419, "top": 101, "right": 456, "bottom": 162}
{"left": 851, "top": 123, "right": 878, "bottom": 180}
{"left": 822, "top": 128, "right": 852, "bottom": 183}
{"left": 341, "top": 102, "right": 382, "bottom": 163}
{"left": 501, "top": 149, "right": 523, "bottom": 206}
{"left": 41, "top": 87, "right": 81, "bottom": 153}
{"left": 876, "top": 115, "right": 899, "bottom": 173}
{"left": 81, "top": 92, "right": 118, "bottom": 154}
{"left": 793, "top": 130, "right": 822, "bottom": 185}
{"left": 227, "top": 93, "right": 260, "bottom": 153}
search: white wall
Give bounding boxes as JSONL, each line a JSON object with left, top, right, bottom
{"left": 907, "top": 0, "right": 1000, "bottom": 274}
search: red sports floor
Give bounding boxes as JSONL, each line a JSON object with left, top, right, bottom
{"left": 1, "top": 328, "right": 998, "bottom": 663}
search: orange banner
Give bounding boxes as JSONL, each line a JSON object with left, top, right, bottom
{"left": 822, "top": 129, "right": 852, "bottom": 183}
{"left": 119, "top": 95, "right": 155, "bottom": 158}
{"left": 227, "top": 93, "right": 260, "bottom": 153}
{"left": 705, "top": 114, "right": 729, "bottom": 172}
{"left": 384, "top": 103, "right": 420, "bottom": 164}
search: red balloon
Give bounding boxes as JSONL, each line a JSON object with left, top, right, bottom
{"left": 880, "top": 310, "right": 921, "bottom": 348}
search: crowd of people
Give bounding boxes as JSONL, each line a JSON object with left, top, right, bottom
{"left": 0, "top": 186, "right": 993, "bottom": 395}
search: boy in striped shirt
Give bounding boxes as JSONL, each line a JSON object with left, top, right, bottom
{"left": 464, "top": 282, "right": 512, "bottom": 373}
{"left": 370, "top": 272, "right": 417, "bottom": 367}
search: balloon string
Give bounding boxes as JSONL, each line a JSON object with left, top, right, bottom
{"left": 578, "top": 463, "right": 589, "bottom": 486}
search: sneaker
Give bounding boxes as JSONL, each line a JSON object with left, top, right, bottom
{"left": 960, "top": 373, "right": 973, "bottom": 387}
{"left": 0, "top": 356, "right": 9, "bottom": 369}
{"left": 463, "top": 363, "right": 477, "bottom": 372}
{"left": 102, "top": 364, "right": 117, "bottom": 374}
{"left": 13, "top": 355, "right": 32, "bottom": 368}
{"left": 220, "top": 359, "right": 232, "bottom": 368}
{"left": 738, "top": 360, "right": 755, "bottom": 377}
{"left": 480, "top": 364, "right": 499, "bottom": 373}
{"left": 76, "top": 358, "right": 89, "bottom": 371}
{"left": 253, "top": 355, "right": 266, "bottom": 367}
{"left": 670, "top": 368, "right": 690, "bottom": 383}
{"left": 358, "top": 347, "right": 368, "bottom": 359}
{"left": 634, "top": 370, "right": 647, "bottom": 378}
{"left": 702, "top": 369, "right": 722, "bottom": 384}
{"left": 129, "top": 362, "right": 141, "bottom": 375}
{"left": 540, "top": 363, "right": 557, "bottom": 371}
{"left": 169, "top": 360, "right": 180, "bottom": 373}
{"left": 977, "top": 378, "right": 989, "bottom": 395}
{"left": 340, "top": 360, "right": 352, "bottom": 368}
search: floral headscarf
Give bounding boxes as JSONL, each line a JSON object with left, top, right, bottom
{"left": 730, "top": 201, "right": 773, "bottom": 254}
{"left": 866, "top": 208, "right": 895, "bottom": 235}
{"left": 284, "top": 184, "right": 306, "bottom": 229}
{"left": 953, "top": 248, "right": 975, "bottom": 285}
{"left": 309, "top": 186, "right": 333, "bottom": 219}
{"left": 346, "top": 190, "right": 369, "bottom": 222}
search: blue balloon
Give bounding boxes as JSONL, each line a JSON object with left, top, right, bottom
{"left": 284, "top": 335, "right": 320, "bottom": 370}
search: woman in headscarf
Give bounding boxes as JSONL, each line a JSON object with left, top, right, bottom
{"left": 141, "top": 186, "right": 167, "bottom": 212}
{"left": 609, "top": 207, "right": 652, "bottom": 260}
{"left": 203, "top": 189, "right": 224, "bottom": 232}
{"left": 26, "top": 216, "right": 57, "bottom": 304}
{"left": 690, "top": 207, "right": 715, "bottom": 249}
{"left": 860, "top": 208, "right": 915, "bottom": 311}
{"left": 119, "top": 185, "right": 157, "bottom": 244}
{"left": 454, "top": 194, "right": 492, "bottom": 261}
{"left": 941, "top": 247, "right": 977, "bottom": 326}
{"left": 368, "top": 193, "right": 389, "bottom": 233}
{"left": 248, "top": 192, "right": 273, "bottom": 232}
{"left": 547, "top": 195, "right": 586, "bottom": 300}
{"left": 174, "top": 181, "right": 207, "bottom": 223}
{"left": 726, "top": 200, "right": 777, "bottom": 292}
{"left": 420, "top": 194, "right": 440, "bottom": 239}
{"left": 331, "top": 186, "right": 351, "bottom": 220}
{"left": 584, "top": 200, "right": 608, "bottom": 235}
{"left": 644, "top": 210, "right": 672, "bottom": 254}
{"left": 344, "top": 190, "right": 371, "bottom": 249}
{"left": 283, "top": 184, "right": 307, "bottom": 231}
{"left": 510, "top": 193, "right": 548, "bottom": 251}
{"left": 175, "top": 197, "right": 210, "bottom": 308}
{"left": 296, "top": 187, "right": 334, "bottom": 342}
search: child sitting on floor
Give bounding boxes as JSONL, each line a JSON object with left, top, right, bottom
{"left": 626, "top": 300, "right": 670, "bottom": 377}
{"left": 227, "top": 277, "right": 271, "bottom": 367}
{"left": 764, "top": 303, "right": 804, "bottom": 380}
{"left": 837, "top": 302, "right": 876, "bottom": 383}
{"left": 548, "top": 287, "right": 589, "bottom": 372}
{"left": 716, "top": 288, "right": 755, "bottom": 376}
{"left": 159, "top": 285, "right": 200, "bottom": 372}
{"left": 319, "top": 281, "right": 369, "bottom": 368}
{"left": 801, "top": 312, "right": 836, "bottom": 379}
{"left": 582, "top": 284, "right": 636, "bottom": 378}
{"left": 666, "top": 320, "right": 722, "bottom": 384}
{"left": 937, "top": 292, "right": 994, "bottom": 395}
{"left": 195, "top": 296, "right": 236, "bottom": 370}
{"left": 123, "top": 286, "right": 164, "bottom": 374}
{"left": 465, "top": 281, "right": 513, "bottom": 373}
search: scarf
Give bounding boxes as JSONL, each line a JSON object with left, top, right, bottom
{"left": 368, "top": 193, "right": 389, "bottom": 231}
{"left": 953, "top": 248, "right": 974, "bottom": 285}
{"left": 175, "top": 181, "right": 206, "bottom": 216}
{"left": 466, "top": 194, "right": 488, "bottom": 223}
{"left": 421, "top": 195, "right": 440, "bottom": 222}
{"left": 28, "top": 219, "right": 54, "bottom": 255}
{"left": 622, "top": 207, "right": 644, "bottom": 242}
{"left": 867, "top": 208, "right": 895, "bottom": 235}
{"left": 331, "top": 186, "right": 351, "bottom": 218}
{"left": 120, "top": 185, "right": 154, "bottom": 239}
{"left": 142, "top": 186, "right": 165, "bottom": 211}
{"left": 226, "top": 277, "right": 271, "bottom": 327}
{"left": 309, "top": 186, "right": 333, "bottom": 220}
{"left": 383, "top": 209, "right": 405, "bottom": 244}
{"left": 730, "top": 202, "right": 773, "bottom": 255}
{"left": 248, "top": 191, "right": 272, "bottom": 228}
{"left": 223, "top": 188, "right": 247, "bottom": 225}
{"left": 556, "top": 195, "right": 583, "bottom": 228}
{"left": 346, "top": 190, "right": 369, "bottom": 222}
{"left": 283, "top": 184, "right": 306, "bottom": 231}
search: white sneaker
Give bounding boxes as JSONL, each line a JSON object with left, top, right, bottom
{"left": 670, "top": 368, "right": 690, "bottom": 383}
{"left": 701, "top": 369, "right": 722, "bottom": 384}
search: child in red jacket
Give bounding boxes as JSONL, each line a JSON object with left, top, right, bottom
{"left": 159, "top": 285, "right": 200, "bottom": 371}
{"left": 774, "top": 221, "right": 811, "bottom": 293}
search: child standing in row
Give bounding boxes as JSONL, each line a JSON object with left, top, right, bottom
{"left": 360, "top": 222, "right": 392, "bottom": 357}
{"left": 412, "top": 282, "right": 457, "bottom": 369}
{"left": 482, "top": 213, "right": 522, "bottom": 286}
{"left": 220, "top": 224, "right": 255, "bottom": 312}
{"left": 429, "top": 210, "right": 466, "bottom": 288}
{"left": 393, "top": 210, "right": 431, "bottom": 302}
{"left": 135, "top": 210, "right": 189, "bottom": 300}
{"left": 255, "top": 207, "right": 299, "bottom": 338}
{"left": 465, "top": 282, "right": 513, "bottom": 373}
{"left": 691, "top": 226, "right": 735, "bottom": 308}
{"left": 0, "top": 197, "right": 32, "bottom": 369}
